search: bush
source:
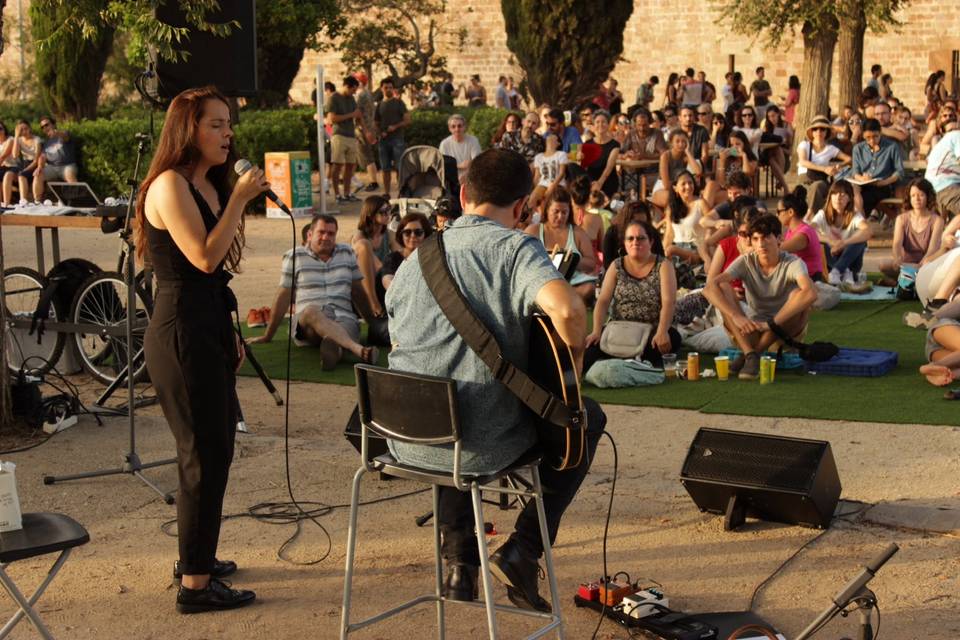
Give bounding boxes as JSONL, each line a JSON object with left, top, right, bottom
{"left": 406, "top": 106, "right": 512, "bottom": 149}
{"left": 0, "top": 101, "right": 50, "bottom": 129}
{"left": 46, "top": 105, "right": 514, "bottom": 200}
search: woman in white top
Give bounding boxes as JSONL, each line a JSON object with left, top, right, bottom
{"left": 733, "top": 105, "right": 762, "bottom": 157}
{"left": 10, "top": 120, "right": 40, "bottom": 204}
{"left": 759, "top": 105, "right": 792, "bottom": 193}
{"left": 0, "top": 121, "right": 17, "bottom": 207}
{"left": 808, "top": 180, "right": 872, "bottom": 287}
{"left": 795, "top": 115, "right": 851, "bottom": 216}
{"left": 663, "top": 170, "right": 708, "bottom": 264}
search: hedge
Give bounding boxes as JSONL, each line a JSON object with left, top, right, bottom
{"left": 19, "top": 105, "right": 514, "bottom": 200}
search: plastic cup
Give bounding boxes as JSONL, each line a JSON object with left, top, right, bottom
{"left": 662, "top": 353, "right": 677, "bottom": 378}
{"left": 715, "top": 356, "right": 729, "bottom": 381}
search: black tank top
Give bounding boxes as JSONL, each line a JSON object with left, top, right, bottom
{"left": 145, "top": 181, "right": 226, "bottom": 285}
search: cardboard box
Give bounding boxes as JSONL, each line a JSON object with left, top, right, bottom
{"left": 264, "top": 151, "right": 313, "bottom": 218}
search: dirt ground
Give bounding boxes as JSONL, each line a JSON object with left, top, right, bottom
{"left": 1, "top": 206, "right": 958, "bottom": 639}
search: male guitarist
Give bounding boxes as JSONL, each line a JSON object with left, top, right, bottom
{"left": 385, "top": 148, "right": 606, "bottom": 611}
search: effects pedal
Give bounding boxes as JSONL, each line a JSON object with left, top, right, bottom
{"left": 599, "top": 577, "right": 634, "bottom": 607}
{"left": 577, "top": 581, "right": 601, "bottom": 601}
{"left": 622, "top": 588, "right": 669, "bottom": 619}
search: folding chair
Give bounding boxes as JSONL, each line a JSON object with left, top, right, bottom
{"left": 340, "top": 364, "right": 564, "bottom": 640}
{"left": 0, "top": 512, "right": 89, "bottom": 639}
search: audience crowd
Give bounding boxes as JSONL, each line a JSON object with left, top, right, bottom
{"left": 264, "top": 65, "right": 960, "bottom": 391}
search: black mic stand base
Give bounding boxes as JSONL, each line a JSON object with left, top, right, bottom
{"left": 43, "top": 452, "right": 176, "bottom": 505}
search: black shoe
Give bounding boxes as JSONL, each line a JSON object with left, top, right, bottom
{"left": 489, "top": 539, "right": 550, "bottom": 612}
{"left": 738, "top": 352, "right": 761, "bottom": 380}
{"left": 173, "top": 559, "right": 237, "bottom": 581}
{"left": 176, "top": 578, "right": 255, "bottom": 614}
{"left": 729, "top": 354, "right": 746, "bottom": 375}
{"left": 444, "top": 563, "right": 478, "bottom": 602}
{"left": 364, "top": 182, "right": 379, "bottom": 192}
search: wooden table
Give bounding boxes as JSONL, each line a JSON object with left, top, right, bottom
{"left": 0, "top": 213, "right": 116, "bottom": 274}
{"left": 617, "top": 158, "right": 659, "bottom": 200}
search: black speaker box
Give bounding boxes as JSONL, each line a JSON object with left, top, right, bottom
{"left": 680, "top": 428, "right": 841, "bottom": 530}
{"left": 151, "top": 0, "right": 258, "bottom": 99}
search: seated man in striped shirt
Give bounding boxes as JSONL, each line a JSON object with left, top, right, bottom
{"left": 247, "top": 213, "right": 379, "bottom": 369}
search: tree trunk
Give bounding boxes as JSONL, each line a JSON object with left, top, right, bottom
{"left": 254, "top": 43, "right": 307, "bottom": 108}
{"left": 836, "top": 0, "right": 866, "bottom": 114}
{"left": 0, "top": 0, "right": 7, "bottom": 57}
{"left": 795, "top": 18, "right": 838, "bottom": 158}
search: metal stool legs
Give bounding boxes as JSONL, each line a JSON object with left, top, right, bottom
{"left": 0, "top": 549, "right": 73, "bottom": 640}
{"left": 340, "top": 466, "right": 564, "bottom": 639}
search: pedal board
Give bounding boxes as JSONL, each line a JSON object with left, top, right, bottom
{"left": 573, "top": 595, "right": 718, "bottom": 640}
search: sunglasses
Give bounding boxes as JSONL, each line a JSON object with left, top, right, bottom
{"left": 741, "top": 113, "right": 754, "bottom": 118}
{"left": 624, "top": 235, "right": 649, "bottom": 242}
{"left": 848, "top": 119, "right": 862, "bottom": 125}
{"left": 545, "top": 120, "right": 560, "bottom": 127}
{"left": 401, "top": 228, "right": 425, "bottom": 238}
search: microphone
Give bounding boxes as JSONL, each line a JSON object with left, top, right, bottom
{"left": 234, "top": 159, "right": 291, "bottom": 215}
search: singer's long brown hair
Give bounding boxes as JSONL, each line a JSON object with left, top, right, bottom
{"left": 136, "top": 86, "right": 244, "bottom": 271}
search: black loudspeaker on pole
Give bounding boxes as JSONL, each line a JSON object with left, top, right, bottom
{"left": 149, "top": 0, "right": 258, "bottom": 100}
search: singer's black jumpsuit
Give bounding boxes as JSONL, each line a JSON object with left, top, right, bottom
{"left": 143, "top": 182, "right": 239, "bottom": 576}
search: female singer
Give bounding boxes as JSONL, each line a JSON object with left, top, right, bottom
{"left": 137, "top": 86, "right": 269, "bottom": 613}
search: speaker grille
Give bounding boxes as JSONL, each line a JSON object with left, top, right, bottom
{"left": 682, "top": 429, "right": 825, "bottom": 492}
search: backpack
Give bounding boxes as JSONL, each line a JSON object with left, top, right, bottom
{"left": 895, "top": 264, "right": 918, "bottom": 301}
{"left": 30, "top": 259, "right": 101, "bottom": 341}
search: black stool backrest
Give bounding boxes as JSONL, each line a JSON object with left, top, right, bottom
{"left": 355, "top": 364, "right": 460, "bottom": 445}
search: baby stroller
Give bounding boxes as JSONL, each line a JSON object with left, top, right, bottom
{"left": 390, "top": 145, "right": 461, "bottom": 225}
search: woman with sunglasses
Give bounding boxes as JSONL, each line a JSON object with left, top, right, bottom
{"left": 380, "top": 212, "right": 432, "bottom": 291}
{"left": 733, "top": 105, "right": 762, "bottom": 157}
{"left": 920, "top": 102, "right": 958, "bottom": 158}
{"left": 797, "top": 115, "right": 851, "bottom": 215}
{"left": 837, "top": 113, "right": 865, "bottom": 156}
{"left": 351, "top": 195, "right": 397, "bottom": 317}
{"left": 585, "top": 219, "right": 679, "bottom": 371}
{"left": 706, "top": 204, "right": 765, "bottom": 300}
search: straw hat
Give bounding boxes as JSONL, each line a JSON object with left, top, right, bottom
{"left": 805, "top": 115, "right": 832, "bottom": 140}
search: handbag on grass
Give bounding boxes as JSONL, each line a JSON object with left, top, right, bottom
{"left": 599, "top": 320, "right": 653, "bottom": 358}
{"left": 767, "top": 320, "right": 838, "bottom": 363}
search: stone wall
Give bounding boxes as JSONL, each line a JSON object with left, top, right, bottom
{"left": 1, "top": 0, "right": 958, "bottom": 114}
{"left": 292, "top": 0, "right": 960, "bottom": 115}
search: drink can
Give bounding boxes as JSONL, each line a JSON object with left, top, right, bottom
{"left": 760, "top": 356, "right": 774, "bottom": 384}
{"left": 687, "top": 352, "right": 700, "bottom": 381}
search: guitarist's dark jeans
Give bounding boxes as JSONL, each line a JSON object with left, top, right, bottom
{"left": 438, "top": 397, "right": 607, "bottom": 565}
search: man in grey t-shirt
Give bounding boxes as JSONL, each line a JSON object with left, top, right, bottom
{"left": 705, "top": 214, "right": 817, "bottom": 379}
{"left": 324, "top": 75, "right": 361, "bottom": 203}
{"left": 386, "top": 148, "right": 605, "bottom": 611}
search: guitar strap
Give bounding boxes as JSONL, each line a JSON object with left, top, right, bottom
{"left": 418, "top": 231, "right": 583, "bottom": 431}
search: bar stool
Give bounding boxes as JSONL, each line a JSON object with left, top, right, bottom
{"left": 340, "top": 364, "right": 564, "bottom": 640}
{"left": 0, "top": 512, "right": 90, "bottom": 639}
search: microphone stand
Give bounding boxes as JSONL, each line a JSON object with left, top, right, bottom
{"left": 794, "top": 542, "right": 899, "bottom": 640}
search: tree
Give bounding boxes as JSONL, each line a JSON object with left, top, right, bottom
{"left": 254, "top": 0, "right": 343, "bottom": 107}
{"left": 30, "top": 0, "right": 114, "bottom": 120}
{"left": 502, "top": 0, "right": 633, "bottom": 109}
{"left": 720, "top": 0, "right": 839, "bottom": 150}
{"left": 338, "top": 0, "right": 465, "bottom": 88}
{"left": 836, "top": 0, "right": 904, "bottom": 115}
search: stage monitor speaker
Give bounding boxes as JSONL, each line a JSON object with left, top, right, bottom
{"left": 680, "top": 428, "right": 841, "bottom": 531}
{"left": 151, "top": 0, "right": 258, "bottom": 100}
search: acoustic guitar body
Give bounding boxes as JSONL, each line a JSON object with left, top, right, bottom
{"left": 528, "top": 313, "right": 587, "bottom": 470}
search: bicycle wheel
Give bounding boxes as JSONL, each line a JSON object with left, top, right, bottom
{"left": 2, "top": 267, "right": 66, "bottom": 375}
{"left": 71, "top": 271, "right": 152, "bottom": 385}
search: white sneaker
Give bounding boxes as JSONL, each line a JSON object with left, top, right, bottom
{"left": 828, "top": 269, "right": 841, "bottom": 286}
{"left": 842, "top": 269, "right": 855, "bottom": 286}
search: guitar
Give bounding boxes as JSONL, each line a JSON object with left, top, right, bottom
{"left": 528, "top": 312, "right": 587, "bottom": 471}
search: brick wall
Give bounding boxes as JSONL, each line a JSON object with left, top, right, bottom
{"left": 292, "top": 0, "right": 960, "bottom": 115}
{"left": 1, "top": 0, "right": 958, "bottom": 113}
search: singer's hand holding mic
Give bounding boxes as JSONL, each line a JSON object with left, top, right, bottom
{"left": 234, "top": 159, "right": 291, "bottom": 215}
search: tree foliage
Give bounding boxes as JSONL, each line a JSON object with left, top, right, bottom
{"left": 338, "top": 0, "right": 465, "bottom": 87}
{"left": 502, "top": 0, "right": 634, "bottom": 109}
{"left": 31, "top": 0, "right": 114, "bottom": 120}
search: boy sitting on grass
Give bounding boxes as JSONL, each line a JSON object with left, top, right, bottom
{"left": 704, "top": 214, "right": 818, "bottom": 379}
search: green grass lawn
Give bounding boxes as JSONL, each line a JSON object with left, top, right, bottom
{"left": 239, "top": 299, "right": 959, "bottom": 426}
